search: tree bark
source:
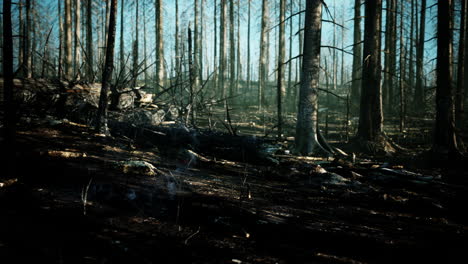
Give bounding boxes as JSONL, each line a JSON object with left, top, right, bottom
{"left": 2, "top": 0, "right": 16, "bottom": 177}
{"left": 74, "top": 0, "right": 81, "bottom": 77}
{"left": 277, "top": 0, "right": 286, "bottom": 138}
{"left": 133, "top": 0, "right": 139, "bottom": 88}
{"left": 155, "top": 0, "right": 165, "bottom": 91}
{"left": 414, "top": 0, "right": 426, "bottom": 110}
{"left": 229, "top": 0, "right": 235, "bottom": 99}
{"left": 86, "top": 0, "right": 93, "bottom": 81}
{"left": 96, "top": 0, "right": 117, "bottom": 135}
{"left": 64, "top": 0, "right": 73, "bottom": 79}
{"left": 351, "top": 0, "right": 362, "bottom": 112}
{"left": 219, "top": 0, "right": 227, "bottom": 100}
{"left": 258, "top": 0, "right": 269, "bottom": 110}
{"left": 356, "top": 0, "right": 384, "bottom": 142}
{"left": 120, "top": 0, "right": 125, "bottom": 73}
{"left": 432, "top": 0, "right": 459, "bottom": 155}
{"left": 455, "top": 0, "right": 466, "bottom": 132}
{"left": 295, "top": 0, "right": 328, "bottom": 156}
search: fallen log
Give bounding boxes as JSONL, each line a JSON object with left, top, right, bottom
{"left": 108, "top": 120, "right": 280, "bottom": 165}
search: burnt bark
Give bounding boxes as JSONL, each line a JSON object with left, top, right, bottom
{"left": 96, "top": 0, "right": 117, "bottom": 135}
{"left": 432, "top": 0, "right": 459, "bottom": 155}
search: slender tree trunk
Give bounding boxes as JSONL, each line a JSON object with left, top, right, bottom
{"left": 58, "top": 0, "right": 63, "bottom": 78}
{"left": 258, "top": 0, "right": 269, "bottom": 110}
{"left": 351, "top": 0, "right": 362, "bottom": 111}
{"left": 18, "top": 0, "right": 24, "bottom": 73}
{"left": 408, "top": 0, "right": 415, "bottom": 107}
{"left": 295, "top": 0, "right": 329, "bottom": 156}
{"left": 193, "top": 0, "right": 200, "bottom": 90}
{"left": 120, "top": 0, "right": 125, "bottom": 72}
{"left": 74, "top": 0, "right": 81, "bottom": 77}
{"left": 155, "top": 0, "right": 165, "bottom": 91}
{"left": 399, "top": 0, "right": 405, "bottom": 132}
{"left": 432, "top": 0, "right": 459, "bottom": 155}
{"left": 86, "top": 0, "right": 93, "bottom": 81}
{"left": 96, "top": 0, "right": 117, "bottom": 135}
{"left": 229, "top": 0, "right": 235, "bottom": 98}
{"left": 2, "top": 0, "right": 16, "bottom": 177}
{"left": 236, "top": 0, "right": 241, "bottom": 95}
{"left": 64, "top": 0, "right": 72, "bottom": 79}
{"left": 200, "top": 0, "right": 204, "bottom": 81}
{"left": 188, "top": 26, "right": 196, "bottom": 126}
{"left": 143, "top": 3, "right": 148, "bottom": 85}
{"left": 132, "top": 0, "right": 139, "bottom": 87}
{"left": 213, "top": 0, "right": 217, "bottom": 92}
{"left": 23, "top": 0, "right": 31, "bottom": 78}
{"left": 356, "top": 0, "right": 384, "bottom": 142}
{"left": 219, "top": 0, "right": 227, "bottom": 100}
{"left": 455, "top": 0, "right": 466, "bottom": 131}
{"left": 246, "top": 0, "right": 251, "bottom": 102}
{"left": 286, "top": 0, "right": 293, "bottom": 112}
{"left": 414, "top": 0, "right": 426, "bottom": 109}
{"left": 277, "top": 0, "right": 286, "bottom": 138}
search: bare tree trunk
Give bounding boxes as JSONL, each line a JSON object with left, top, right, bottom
{"left": 58, "top": 0, "right": 63, "bottom": 78}
{"left": 18, "top": 0, "right": 24, "bottom": 74}
{"left": 399, "top": 0, "right": 405, "bottom": 132}
{"left": 120, "top": 0, "right": 125, "bottom": 72}
{"left": 277, "top": 0, "right": 286, "bottom": 138}
{"left": 286, "top": 0, "right": 293, "bottom": 112}
{"left": 96, "top": 0, "right": 117, "bottom": 135}
{"left": 229, "top": 0, "right": 235, "bottom": 99}
{"left": 219, "top": 0, "right": 227, "bottom": 100}
{"left": 350, "top": 0, "right": 362, "bottom": 111}
{"left": 74, "top": 0, "right": 81, "bottom": 77}
{"left": 23, "top": 0, "right": 32, "bottom": 78}
{"left": 213, "top": 0, "right": 217, "bottom": 92}
{"left": 155, "top": 0, "right": 165, "bottom": 91}
{"left": 414, "top": 0, "right": 426, "bottom": 109}
{"left": 432, "top": 0, "right": 459, "bottom": 155}
{"left": 86, "top": 0, "right": 93, "bottom": 81}
{"left": 295, "top": 0, "right": 329, "bottom": 156}
{"left": 64, "top": 0, "right": 72, "bottom": 79}
{"left": 143, "top": 2, "right": 148, "bottom": 85}
{"left": 2, "top": 0, "right": 16, "bottom": 177}
{"left": 408, "top": 0, "right": 415, "bottom": 108}
{"left": 258, "top": 0, "right": 269, "bottom": 110}
{"left": 236, "top": 0, "right": 241, "bottom": 95}
{"left": 356, "top": 0, "right": 384, "bottom": 143}
{"left": 199, "top": 0, "right": 205, "bottom": 81}
{"left": 132, "top": 0, "right": 139, "bottom": 87}
{"left": 193, "top": 0, "right": 200, "bottom": 90}
{"left": 456, "top": 0, "right": 466, "bottom": 132}
{"left": 246, "top": 0, "right": 251, "bottom": 101}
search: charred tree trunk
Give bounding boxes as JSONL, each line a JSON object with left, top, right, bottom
{"left": 120, "top": 0, "right": 125, "bottom": 73}
{"left": 258, "top": 0, "right": 269, "bottom": 110}
{"left": 455, "top": 0, "right": 466, "bottom": 134}
{"left": 277, "top": 0, "right": 286, "bottom": 138}
{"left": 432, "top": 0, "right": 459, "bottom": 155}
{"left": 295, "top": 0, "right": 330, "bottom": 156}
{"left": 351, "top": 0, "right": 362, "bottom": 113}
{"left": 2, "top": 0, "right": 16, "bottom": 177}
{"left": 414, "top": 0, "right": 426, "bottom": 110}
{"left": 155, "top": 0, "right": 165, "bottom": 91}
{"left": 96, "top": 0, "right": 117, "bottom": 135}
{"left": 74, "top": 0, "right": 81, "bottom": 77}
{"left": 64, "top": 0, "right": 73, "bottom": 80}
{"left": 86, "top": 0, "right": 93, "bottom": 81}
{"left": 355, "top": 0, "right": 391, "bottom": 153}
{"left": 219, "top": 0, "right": 227, "bottom": 100}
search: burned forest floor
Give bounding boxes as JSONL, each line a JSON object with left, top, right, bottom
{"left": 1, "top": 79, "right": 468, "bottom": 263}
